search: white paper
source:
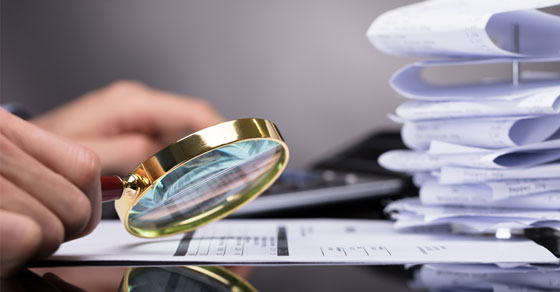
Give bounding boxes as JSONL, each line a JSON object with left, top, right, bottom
{"left": 413, "top": 172, "right": 433, "bottom": 187}
{"left": 391, "top": 212, "right": 555, "bottom": 234}
{"left": 386, "top": 198, "right": 560, "bottom": 233}
{"left": 390, "top": 60, "right": 560, "bottom": 101}
{"left": 428, "top": 140, "right": 488, "bottom": 155}
{"left": 367, "top": 0, "right": 560, "bottom": 58}
{"left": 423, "top": 190, "right": 560, "bottom": 210}
{"left": 378, "top": 150, "right": 442, "bottom": 172}
{"left": 387, "top": 198, "right": 560, "bottom": 221}
{"left": 401, "top": 115, "right": 560, "bottom": 150}
{"left": 440, "top": 139, "right": 560, "bottom": 169}
{"left": 396, "top": 90, "right": 560, "bottom": 121}
{"left": 419, "top": 178, "right": 560, "bottom": 208}
{"left": 438, "top": 163, "right": 560, "bottom": 184}
{"left": 379, "top": 139, "right": 560, "bottom": 172}
{"left": 486, "top": 179, "right": 560, "bottom": 200}
{"left": 370, "top": 0, "right": 560, "bottom": 246}
{"left": 38, "top": 219, "right": 559, "bottom": 266}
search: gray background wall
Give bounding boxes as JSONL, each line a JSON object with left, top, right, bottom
{"left": 1, "top": 1, "right": 559, "bottom": 169}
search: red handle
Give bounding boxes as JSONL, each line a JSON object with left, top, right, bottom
{"left": 101, "top": 176, "right": 123, "bottom": 202}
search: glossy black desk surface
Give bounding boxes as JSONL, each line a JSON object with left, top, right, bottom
{"left": 4, "top": 263, "right": 559, "bottom": 292}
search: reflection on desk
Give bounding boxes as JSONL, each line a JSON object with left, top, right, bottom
{"left": 4, "top": 264, "right": 559, "bottom": 292}
{"left": 412, "top": 264, "right": 560, "bottom": 291}
{"left": 121, "top": 266, "right": 255, "bottom": 292}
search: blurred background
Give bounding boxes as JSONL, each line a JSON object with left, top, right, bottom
{"left": 1, "top": 1, "right": 559, "bottom": 169}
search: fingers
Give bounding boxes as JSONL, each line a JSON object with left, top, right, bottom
{"left": 1, "top": 110, "right": 101, "bottom": 238}
{"left": 0, "top": 210, "right": 42, "bottom": 277}
{"left": 30, "top": 81, "right": 225, "bottom": 174}
{"left": 34, "top": 80, "right": 225, "bottom": 138}
{"left": 0, "top": 136, "right": 90, "bottom": 241}
{"left": 73, "top": 134, "right": 163, "bottom": 175}
{"left": 140, "top": 89, "right": 226, "bottom": 133}
{"left": 101, "top": 81, "right": 225, "bottom": 137}
{"left": 0, "top": 110, "right": 102, "bottom": 276}
{"left": 0, "top": 178, "right": 65, "bottom": 257}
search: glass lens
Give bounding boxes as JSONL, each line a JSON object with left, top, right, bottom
{"left": 128, "top": 139, "right": 285, "bottom": 236}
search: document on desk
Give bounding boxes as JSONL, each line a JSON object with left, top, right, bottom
{"left": 38, "top": 219, "right": 559, "bottom": 266}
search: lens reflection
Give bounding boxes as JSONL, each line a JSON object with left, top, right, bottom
{"left": 128, "top": 140, "right": 285, "bottom": 235}
{"left": 123, "top": 267, "right": 255, "bottom": 292}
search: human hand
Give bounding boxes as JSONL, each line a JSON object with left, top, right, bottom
{"left": 0, "top": 109, "right": 101, "bottom": 277}
{"left": 32, "top": 81, "right": 224, "bottom": 175}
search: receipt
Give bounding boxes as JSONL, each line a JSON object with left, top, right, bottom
{"left": 392, "top": 212, "right": 551, "bottom": 234}
{"left": 428, "top": 140, "right": 488, "bottom": 155}
{"left": 387, "top": 198, "right": 560, "bottom": 221}
{"left": 396, "top": 90, "right": 560, "bottom": 121}
{"left": 438, "top": 163, "right": 560, "bottom": 184}
{"left": 401, "top": 115, "right": 560, "bottom": 150}
{"left": 367, "top": 0, "right": 560, "bottom": 58}
{"left": 413, "top": 172, "right": 434, "bottom": 187}
{"left": 378, "top": 150, "right": 442, "bottom": 172}
{"left": 423, "top": 190, "right": 560, "bottom": 209}
{"left": 370, "top": 0, "right": 560, "bottom": 242}
{"left": 390, "top": 60, "right": 560, "bottom": 101}
{"left": 443, "top": 139, "right": 560, "bottom": 169}
{"left": 485, "top": 178, "right": 560, "bottom": 200}
{"left": 379, "top": 140, "right": 560, "bottom": 171}
{"left": 419, "top": 178, "right": 560, "bottom": 208}
{"left": 386, "top": 197, "right": 560, "bottom": 233}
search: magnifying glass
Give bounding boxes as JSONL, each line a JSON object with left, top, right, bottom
{"left": 120, "top": 266, "right": 256, "bottom": 292}
{"left": 100, "top": 118, "right": 289, "bottom": 238}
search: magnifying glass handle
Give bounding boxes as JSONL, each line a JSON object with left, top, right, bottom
{"left": 100, "top": 176, "right": 123, "bottom": 202}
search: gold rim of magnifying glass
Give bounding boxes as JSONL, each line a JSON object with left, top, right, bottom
{"left": 114, "top": 118, "right": 289, "bottom": 238}
{"left": 120, "top": 266, "right": 258, "bottom": 292}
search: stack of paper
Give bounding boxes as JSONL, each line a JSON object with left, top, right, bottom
{"left": 367, "top": 0, "right": 560, "bottom": 235}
